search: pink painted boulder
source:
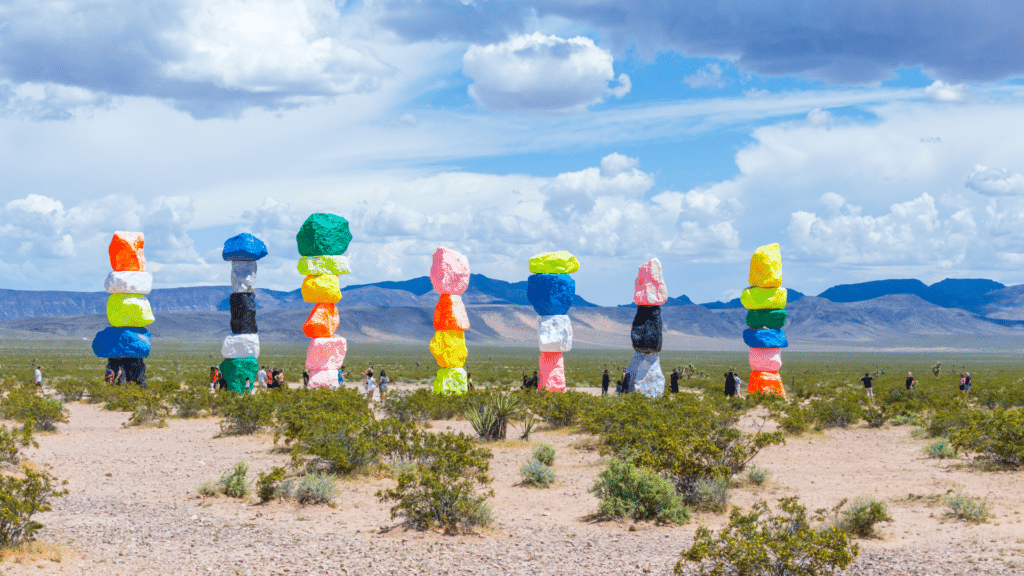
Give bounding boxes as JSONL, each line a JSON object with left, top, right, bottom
{"left": 633, "top": 258, "right": 668, "bottom": 306}
{"left": 749, "top": 347, "right": 783, "bottom": 372}
{"left": 308, "top": 369, "right": 338, "bottom": 388}
{"left": 539, "top": 351, "right": 566, "bottom": 392}
{"left": 430, "top": 247, "right": 470, "bottom": 295}
{"left": 306, "top": 336, "right": 347, "bottom": 370}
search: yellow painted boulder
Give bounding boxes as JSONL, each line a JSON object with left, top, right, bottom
{"left": 106, "top": 294, "right": 155, "bottom": 327}
{"left": 748, "top": 243, "right": 782, "bottom": 288}
{"left": 429, "top": 330, "right": 467, "bottom": 368}
{"left": 741, "top": 287, "right": 787, "bottom": 310}
{"left": 301, "top": 274, "right": 341, "bottom": 303}
{"left": 529, "top": 251, "right": 580, "bottom": 274}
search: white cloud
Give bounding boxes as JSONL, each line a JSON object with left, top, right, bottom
{"left": 924, "top": 80, "right": 969, "bottom": 102}
{"left": 462, "top": 32, "right": 630, "bottom": 112}
{"left": 806, "top": 107, "right": 832, "bottom": 126}
{"left": 684, "top": 63, "right": 728, "bottom": 89}
{"left": 965, "top": 165, "right": 1024, "bottom": 196}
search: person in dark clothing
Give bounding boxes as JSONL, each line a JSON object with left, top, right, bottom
{"left": 522, "top": 374, "right": 529, "bottom": 389}
{"left": 301, "top": 370, "right": 310, "bottom": 388}
{"left": 529, "top": 371, "right": 539, "bottom": 389}
{"left": 601, "top": 370, "right": 610, "bottom": 395}
{"left": 906, "top": 372, "right": 915, "bottom": 390}
{"left": 861, "top": 372, "right": 874, "bottom": 399}
{"left": 724, "top": 371, "right": 737, "bottom": 397}
{"left": 670, "top": 369, "right": 680, "bottom": 393}
{"left": 964, "top": 372, "right": 972, "bottom": 395}
{"left": 621, "top": 371, "right": 632, "bottom": 394}
{"left": 268, "top": 368, "right": 282, "bottom": 389}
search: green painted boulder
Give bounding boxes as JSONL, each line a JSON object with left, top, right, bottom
{"left": 296, "top": 213, "right": 352, "bottom": 256}
{"left": 433, "top": 368, "right": 468, "bottom": 395}
{"left": 746, "top": 309, "right": 787, "bottom": 329}
{"left": 740, "top": 287, "right": 787, "bottom": 310}
{"left": 297, "top": 255, "right": 351, "bottom": 275}
{"left": 529, "top": 250, "right": 580, "bottom": 274}
{"left": 219, "top": 357, "right": 259, "bottom": 394}
{"left": 106, "top": 294, "right": 155, "bottom": 327}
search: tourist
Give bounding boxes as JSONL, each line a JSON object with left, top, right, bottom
{"left": 365, "top": 363, "right": 374, "bottom": 382}
{"left": 964, "top": 372, "right": 972, "bottom": 396}
{"left": 466, "top": 372, "right": 473, "bottom": 391}
{"left": 117, "top": 366, "right": 127, "bottom": 385}
{"left": 621, "top": 370, "right": 632, "bottom": 394}
{"left": 521, "top": 374, "right": 529, "bottom": 389}
{"left": 268, "top": 367, "right": 281, "bottom": 390}
{"left": 724, "top": 371, "right": 737, "bottom": 397}
{"left": 338, "top": 365, "right": 346, "bottom": 388}
{"left": 670, "top": 368, "right": 680, "bottom": 393}
{"left": 275, "top": 369, "right": 284, "bottom": 388}
{"left": 34, "top": 365, "right": 42, "bottom": 388}
{"left": 301, "top": 370, "right": 310, "bottom": 388}
{"left": 209, "top": 366, "right": 219, "bottom": 390}
{"left": 105, "top": 365, "right": 114, "bottom": 384}
{"left": 244, "top": 378, "right": 252, "bottom": 394}
{"left": 365, "top": 372, "right": 377, "bottom": 401}
{"left": 734, "top": 374, "right": 743, "bottom": 395}
{"left": 529, "top": 371, "right": 539, "bottom": 389}
{"left": 257, "top": 366, "right": 268, "bottom": 389}
{"left": 861, "top": 372, "right": 874, "bottom": 400}
{"left": 906, "top": 372, "right": 915, "bottom": 390}
{"left": 379, "top": 370, "right": 390, "bottom": 399}
{"left": 601, "top": 370, "right": 610, "bottom": 395}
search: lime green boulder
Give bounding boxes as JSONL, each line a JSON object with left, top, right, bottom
{"left": 741, "top": 287, "right": 788, "bottom": 310}
{"left": 529, "top": 250, "right": 580, "bottom": 274}
{"left": 297, "top": 255, "right": 351, "bottom": 275}
{"left": 106, "top": 294, "right": 155, "bottom": 327}
{"left": 296, "top": 213, "right": 352, "bottom": 256}
{"left": 433, "top": 368, "right": 468, "bottom": 395}
{"left": 219, "top": 357, "right": 259, "bottom": 394}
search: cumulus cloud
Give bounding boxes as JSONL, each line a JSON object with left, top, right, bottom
{"left": 924, "top": 80, "right": 969, "bottom": 102}
{"left": 683, "top": 63, "right": 728, "bottom": 89}
{"left": 965, "top": 165, "right": 1024, "bottom": 196}
{"left": 462, "top": 32, "right": 630, "bottom": 112}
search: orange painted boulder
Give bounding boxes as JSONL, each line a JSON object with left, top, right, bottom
{"left": 433, "top": 294, "right": 470, "bottom": 331}
{"left": 748, "top": 370, "right": 786, "bottom": 396}
{"left": 109, "top": 231, "right": 146, "bottom": 272}
{"left": 302, "top": 303, "right": 339, "bottom": 338}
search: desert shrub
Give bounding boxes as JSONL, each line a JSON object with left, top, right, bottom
{"left": 590, "top": 457, "right": 690, "bottom": 525}
{"left": 519, "top": 413, "right": 537, "bottom": 440}
{"left": 0, "top": 467, "right": 68, "bottom": 546}
{"left": 465, "top": 392, "right": 521, "bottom": 440}
{"left": 676, "top": 497, "right": 859, "bottom": 576}
{"left": 376, "top": 431, "right": 493, "bottom": 533}
{"left": 925, "top": 407, "right": 973, "bottom": 438}
{"left": 891, "top": 412, "right": 924, "bottom": 426}
{"left": 380, "top": 388, "right": 471, "bottom": 422}
{"left": 809, "top": 396, "right": 863, "bottom": 429}
{"left": 691, "top": 477, "right": 730, "bottom": 513}
{"left": 776, "top": 402, "right": 809, "bottom": 435}
{"left": 219, "top": 392, "right": 276, "bottom": 435}
{"left": 863, "top": 406, "right": 889, "bottom": 428}
{"left": 532, "top": 443, "right": 555, "bottom": 466}
{"left": 256, "top": 466, "right": 287, "bottom": 502}
{"left": 945, "top": 491, "right": 992, "bottom": 523}
{"left": 219, "top": 461, "right": 250, "bottom": 498}
{"left": 582, "top": 393, "right": 783, "bottom": 500}
{"left": 0, "top": 423, "right": 36, "bottom": 465}
{"left": 274, "top": 387, "right": 372, "bottom": 442}
{"left": 287, "top": 413, "right": 418, "bottom": 475}
{"left": 126, "top": 392, "right": 170, "bottom": 427}
{"left": 838, "top": 497, "right": 892, "bottom": 538}
{"left": 530, "top": 390, "right": 593, "bottom": 428}
{"left": 171, "top": 387, "right": 213, "bottom": 418}
{"left": 747, "top": 464, "right": 771, "bottom": 486}
{"left": 52, "top": 378, "right": 87, "bottom": 402}
{"left": 0, "top": 389, "right": 69, "bottom": 431}
{"left": 924, "top": 437, "right": 958, "bottom": 459}
{"left": 196, "top": 480, "right": 220, "bottom": 497}
{"left": 520, "top": 459, "right": 556, "bottom": 487}
{"left": 950, "top": 408, "right": 1024, "bottom": 467}
{"left": 294, "top": 472, "right": 340, "bottom": 505}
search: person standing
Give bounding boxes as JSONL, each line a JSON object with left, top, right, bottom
{"left": 670, "top": 368, "right": 680, "bottom": 394}
{"left": 365, "top": 373, "right": 377, "bottom": 401}
{"left": 601, "top": 370, "right": 610, "bottom": 395}
{"left": 905, "top": 372, "right": 915, "bottom": 390}
{"left": 257, "top": 366, "right": 268, "bottom": 390}
{"left": 337, "top": 366, "right": 346, "bottom": 389}
{"left": 529, "top": 371, "right": 539, "bottom": 390}
{"left": 34, "top": 366, "right": 42, "bottom": 389}
{"left": 861, "top": 372, "right": 874, "bottom": 400}
{"left": 724, "top": 371, "right": 737, "bottom": 397}
{"left": 268, "top": 367, "right": 281, "bottom": 390}
{"left": 465, "top": 372, "right": 473, "bottom": 391}
{"left": 379, "top": 370, "right": 390, "bottom": 399}
{"left": 301, "top": 370, "right": 310, "bottom": 388}
{"left": 964, "top": 372, "right": 972, "bottom": 397}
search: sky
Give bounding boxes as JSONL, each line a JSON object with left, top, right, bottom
{"left": 3, "top": 1, "right": 1024, "bottom": 306}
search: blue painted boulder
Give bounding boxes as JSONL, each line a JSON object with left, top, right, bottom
{"left": 222, "top": 233, "right": 268, "bottom": 261}
{"left": 92, "top": 327, "right": 151, "bottom": 358}
{"left": 527, "top": 273, "right": 575, "bottom": 316}
{"left": 742, "top": 328, "right": 788, "bottom": 349}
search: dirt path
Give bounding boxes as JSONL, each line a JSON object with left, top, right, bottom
{"left": 4, "top": 397, "right": 1024, "bottom": 575}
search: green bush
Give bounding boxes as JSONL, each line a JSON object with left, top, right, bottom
{"left": 809, "top": 396, "right": 863, "bottom": 429}
{"left": 376, "top": 431, "right": 493, "bottom": 533}
{"left": 590, "top": 457, "right": 690, "bottom": 525}
{"left": 219, "top": 393, "right": 275, "bottom": 435}
{"left": 532, "top": 443, "right": 555, "bottom": 466}
{"left": 676, "top": 497, "right": 859, "bottom": 576}
{"left": 924, "top": 438, "right": 958, "bottom": 459}
{"left": 747, "top": 464, "right": 771, "bottom": 486}
{"left": 52, "top": 378, "right": 87, "bottom": 402}
{"left": 126, "top": 392, "right": 170, "bottom": 427}
{"left": 945, "top": 491, "right": 992, "bottom": 523}
{"left": 294, "top": 472, "right": 340, "bottom": 505}
{"left": 950, "top": 408, "right": 1024, "bottom": 467}
{"left": 219, "top": 461, "right": 250, "bottom": 498}
{"left": 691, "top": 477, "right": 730, "bottom": 513}
{"left": 256, "top": 466, "right": 287, "bottom": 502}
{"left": 925, "top": 407, "right": 973, "bottom": 438}
{"left": 890, "top": 412, "right": 924, "bottom": 426}
{"left": 0, "top": 467, "right": 68, "bottom": 546}
{"left": 838, "top": 497, "right": 892, "bottom": 538}
{"left": 196, "top": 480, "right": 220, "bottom": 497}
{"left": 101, "top": 385, "right": 149, "bottom": 412}
{"left": 171, "top": 386, "right": 213, "bottom": 418}
{"left": 530, "top": 390, "right": 593, "bottom": 428}
{"left": 520, "top": 459, "right": 556, "bottom": 487}
{"left": 0, "top": 388, "right": 69, "bottom": 431}
{"left": 863, "top": 406, "right": 889, "bottom": 428}
{"left": 0, "top": 423, "right": 36, "bottom": 465}
{"left": 776, "top": 402, "right": 808, "bottom": 435}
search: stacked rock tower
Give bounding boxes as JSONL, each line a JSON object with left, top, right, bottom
{"left": 430, "top": 247, "right": 470, "bottom": 395}
{"left": 527, "top": 251, "right": 580, "bottom": 393}
{"left": 627, "top": 258, "right": 668, "bottom": 397}
{"left": 92, "top": 232, "right": 154, "bottom": 386}
{"left": 741, "top": 243, "right": 788, "bottom": 396}
{"left": 297, "top": 213, "right": 352, "bottom": 389}
{"left": 219, "top": 233, "right": 268, "bottom": 394}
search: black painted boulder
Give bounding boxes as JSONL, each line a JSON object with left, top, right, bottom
{"left": 230, "top": 292, "right": 258, "bottom": 334}
{"left": 631, "top": 305, "right": 662, "bottom": 353}
{"left": 107, "top": 357, "right": 147, "bottom": 387}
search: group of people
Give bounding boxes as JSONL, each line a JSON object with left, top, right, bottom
{"left": 590, "top": 367, "right": 697, "bottom": 395}
{"left": 208, "top": 365, "right": 285, "bottom": 393}
{"left": 104, "top": 365, "right": 127, "bottom": 385}
{"left": 860, "top": 370, "right": 972, "bottom": 400}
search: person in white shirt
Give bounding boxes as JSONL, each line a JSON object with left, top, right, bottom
{"left": 257, "top": 366, "right": 268, "bottom": 389}
{"left": 34, "top": 366, "right": 42, "bottom": 388}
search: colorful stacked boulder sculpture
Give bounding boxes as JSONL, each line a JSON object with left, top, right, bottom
{"left": 298, "top": 213, "right": 351, "bottom": 388}
{"left": 528, "top": 250, "right": 580, "bottom": 393}
{"left": 219, "top": 233, "right": 268, "bottom": 394}
{"left": 742, "top": 243, "right": 787, "bottom": 397}
{"left": 627, "top": 258, "right": 668, "bottom": 397}
{"left": 92, "top": 232, "right": 153, "bottom": 386}
{"left": 430, "top": 247, "right": 470, "bottom": 395}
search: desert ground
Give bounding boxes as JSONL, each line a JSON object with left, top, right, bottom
{"left": 2, "top": 380, "right": 1023, "bottom": 576}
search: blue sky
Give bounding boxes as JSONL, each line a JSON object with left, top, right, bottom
{"left": 3, "top": 0, "right": 1024, "bottom": 306}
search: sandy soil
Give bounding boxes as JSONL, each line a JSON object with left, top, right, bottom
{"left": 4, "top": 387, "right": 1024, "bottom": 575}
